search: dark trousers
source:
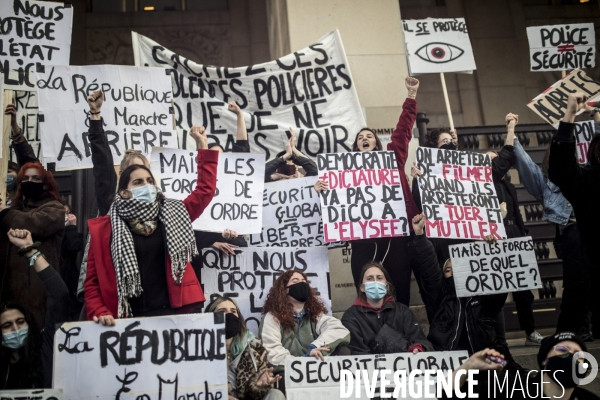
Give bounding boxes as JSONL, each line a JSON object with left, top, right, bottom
{"left": 513, "top": 290, "right": 535, "bottom": 335}
{"left": 351, "top": 237, "right": 412, "bottom": 306}
{"left": 555, "top": 224, "right": 591, "bottom": 334}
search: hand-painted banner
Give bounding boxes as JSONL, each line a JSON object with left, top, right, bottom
{"left": 449, "top": 237, "right": 542, "bottom": 297}
{"left": 0, "top": 389, "right": 62, "bottom": 400}
{"left": 285, "top": 351, "right": 469, "bottom": 399}
{"left": 415, "top": 147, "right": 506, "bottom": 240}
{"left": 201, "top": 246, "right": 330, "bottom": 334}
{"left": 402, "top": 18, "right": 476, "bottom": 74}
{"left": 12, "top": 90, "right": 42, "bottom": 160}
{"left": 132, "top": 30, "right": 365, "bottom": 161}
{"left": 317, "top": 151, "right": 409, "bottom": 242}
{"left": 249, "top": 176, "right": 324, "bottom": 246}
{"left": 0, "top": 0, "right": 73, "bottom": 91}
{"left": 527, "top": 69, "right": 600, "bottom": 127}
{"left": 575, "top": 120, "right": 595, "bottom": 164}
{"left": 36, "top": 65, "right": 178, "bottom": 170}
{"left": 151, "top": 147, "right": 265, "bottom": 234}
{"left": 527, "top": 23, "right": 595, "bottom": 71}
{"left": 53, "top": 314, "right": 228, "bottom": 400}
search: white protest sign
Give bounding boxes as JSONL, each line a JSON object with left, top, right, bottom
{"left": 402, "top": 18, "right": 476, "bottom": 74}
{"left": 0, "top": 389, "right": 62, "bottom": 400}
{"left": 449, "top": 237, "right": 542, "bottom": 297}
{"left": 527, "top": 23, "right": 595, "bottom": 71}
{"left": 132, "top": 30, "right": 365, "bottom": 161}
{"left": 574, "top": 120, "right": 595, "bottom": 164}
{"left": 36, "top": 65, "right": 178, "bottom": 170}
{"left": 317, "top": 151, "right": 409, "bottom": 242}
{"left": 415, "top": 147, "right": 506, "bottom": 240}
{"left": 0, "top": 0, "right": 72, "bottom": 91}
{"left": 527, "top": 69, "right": 600, "bottom": 127}
{"left": 285, "top": 351, "right": 469, "bottom": 400}
{"left": 53, "top": 314, "right": 227, "bottom": 400}
{"left": 201, "top": 246, "right": 330, "bottom": 334}
{"left": 12, "top": 90, "right": 41, "bottom": 160}
{"left": 249, "top": 176, "right": 324, "bottom": 246}
{"left": 151, "top": 147, "right": 265, "bottom": 234}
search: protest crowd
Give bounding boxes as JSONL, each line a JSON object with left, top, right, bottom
{"left": 1, "top": 3, "right": 600, "bottom": 400}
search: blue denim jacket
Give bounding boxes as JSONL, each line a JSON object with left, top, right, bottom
{"left": 513, "top": 138, "right": 571, "bottom": 225}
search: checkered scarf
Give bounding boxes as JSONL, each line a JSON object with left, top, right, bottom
{"left": 109, "top": 196, "right": 198, "bottom": 318}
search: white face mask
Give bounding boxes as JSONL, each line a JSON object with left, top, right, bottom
{"left": 129, "top": 184, "right": 158, "bottom": 203}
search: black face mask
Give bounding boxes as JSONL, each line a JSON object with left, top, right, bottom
{"left": 20, "top": 182, "right": 44, "bottom": 199}
{"left": 546, "top": 354, "right": 579, "bottom": 388}
{"left": 444, "top": 276, "right": 456, "bottom": 295}
{"left": 287, "top": 282, "right": 310, "bottom": 303}
{"left": 225, "top": 313, "right": 242, "bottom": 339}
{"left": 440, "top": 143, "right": 457, "bottom": 151}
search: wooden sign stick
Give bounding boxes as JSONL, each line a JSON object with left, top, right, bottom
{"left": 440, "top": 72, "right": 455, "bottom": 131}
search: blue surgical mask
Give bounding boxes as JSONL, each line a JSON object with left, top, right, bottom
{"left": 364, "top": 281, "right": 387, "bottom": 301}
{"left": 6, "top": 174, "right": 16, "bottom": 191}
{"left": 129, "top": 184, "right": 157, "bottom": 203}
{"left": 2, "top": 326, "right": 29, "bottom": 349}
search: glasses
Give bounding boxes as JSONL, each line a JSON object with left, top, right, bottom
{"left": 21, "top": 176, "right": 42, "bottom": 183}
{"left": 438, "top": 138, "right": 458, "bottom": 146}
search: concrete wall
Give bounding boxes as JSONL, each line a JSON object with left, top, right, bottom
{"left": 400, "top": 0, "right": 600, "bottom": 128}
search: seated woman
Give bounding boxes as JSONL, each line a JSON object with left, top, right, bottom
{"left": 206, "top": 296, "right": 284, "bottom": 400}
{"left": 341, "top": 262, "right": 433, "bottom": 355}
{"left": 83, "top": 92, "right": 218, "bottom": 325}
{"left": 258, "top": 271, "right": 350, "bottom": 376}
{"left": 1, "top": 229, "right": 69, "bottom": 389}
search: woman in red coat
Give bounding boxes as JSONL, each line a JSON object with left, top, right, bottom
{"left": 83, "top": 91, "right": 218, "bottom": 326}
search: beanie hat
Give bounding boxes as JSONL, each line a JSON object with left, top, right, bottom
{"left": 537, "top": 331, "right": 587, "bottom": 368}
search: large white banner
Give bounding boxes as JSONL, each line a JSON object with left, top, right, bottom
{"left": 0, "top": 389, "right": 62, "bottom": 400}
{"left": 132, "top": 30, "right": 365, "bottom": 161}
{"left": 0, "top": 0, "right": 72, "bottom": 91}
{"left": 36, "top": 65, "right": 178, "bottom": 170}
{"left": 415, "top": 147, "right": 506, "bottom": 240}
{"left": 317, "top": 151, "right": 409, "bottom": 242}
{"left": 285, "top": 351, "right": 469, "bottom": 400}
{"left": 151, "top": 147, "right": 265, "bottom": 234}
{"left": 201, "top": 246, "right": 330, "bottom": 334}
{"left": 527, "top": 23, "right": 595, "bottom": 71}
{"left": 449, "top": 237, "right": 542, "bottom": 297}
{"left": 53, "top": 314, "right": 228, "bottom": 400}
{"left": 402, "top": 18, "right": 476, "bottom": 74}
{"left": 12, "top": 90, "right": 41, "bottom": 160}
{"left": 249, "top": 176, "right": 324, "bottom": 246}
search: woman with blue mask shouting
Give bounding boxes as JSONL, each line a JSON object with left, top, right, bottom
{"left": 1, "top": 228, "right": 69, "bottom": 389}
{"left": 341, "top": 262, "right": 433, "bottom": 355}
{"left": 83, "top": 90, "right": 218, "bottom": 325}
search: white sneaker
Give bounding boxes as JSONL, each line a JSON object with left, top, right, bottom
{"left": 525, "top": 331, "right": 544, "bottom": 346}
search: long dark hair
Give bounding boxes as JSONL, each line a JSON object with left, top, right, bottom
{"left": 356, "top": 262, "right": 396, "bottom": 302}
{"left": 116, "top": 164, "right": 165, "bottom": 203}
{"left": 12, "top": 162, "right": 63, "bottom": 209}
{"left": 352, "top": 128, "right": 383, "bottom": 152}
{"left": 0, "top": 302, "right": 42, "bottom": 388}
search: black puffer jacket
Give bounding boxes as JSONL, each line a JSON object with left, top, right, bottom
{"left": 412, "top": 234, "right": 505, "bottom": 353}
{"left": 341, "top": 296, "right": 434, "bottom": 355}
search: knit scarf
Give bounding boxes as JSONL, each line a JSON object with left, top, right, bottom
{"left": 109, "top": 196, "right": 198, "bottom": 318}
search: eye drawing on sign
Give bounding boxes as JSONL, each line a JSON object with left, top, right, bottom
{"left": 415, "top": 43, "right": 465, "bottom": 63}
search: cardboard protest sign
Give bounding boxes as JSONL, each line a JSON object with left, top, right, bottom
{"left": 151, "top": 147, "right": 265, "bottom": 234}
{"left": 249, "top": 176, "right": 324, "bottom": 246}
{"left": 402, "top": 18, "right": 476, "bottom": 74}
{"left": 11, "top": 90, "right": 41, "bottom": 160}
{"left": 575, "top": 120, "right": 595, "bottom": 164}
{"left": 317, "top": 151, "right": 409, "bottom": 242}
{"left": 527, "top": 69, "right": 600, "bottom": 127}
{"left": 285, "top": 351, "right": 469, "bottom": 399}
{"left": 201, "top": 246, "right": 330, "bottom": 334}
{"left": 132, "top": 30, "right": 365, "bottom": 161}
{"left": 0, "top": 0, "right": 73, "bottom": 91}
{"left": 415, "top": 147, "right": 506, "bottom": 240}
{"left": 0, "top": 389, "right": 62, "bottom": 400}
{"left": 527, "top": 23, "right": 595, "bottom": 71}
{"left": 53, "top": 314, "right": 227, "bottom": 400}
{"left": 449, "top": 237, "right": 542, "bottom": 297}
{"left": 35, "top": 65, "right": 178, "bottom": 170}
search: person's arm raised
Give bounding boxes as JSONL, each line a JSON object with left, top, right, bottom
{"left": 228, "top": 101, "right": 248, "bottom": 142}
{"left": 5, "top": 102, "right": 39, "bottom": 165}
